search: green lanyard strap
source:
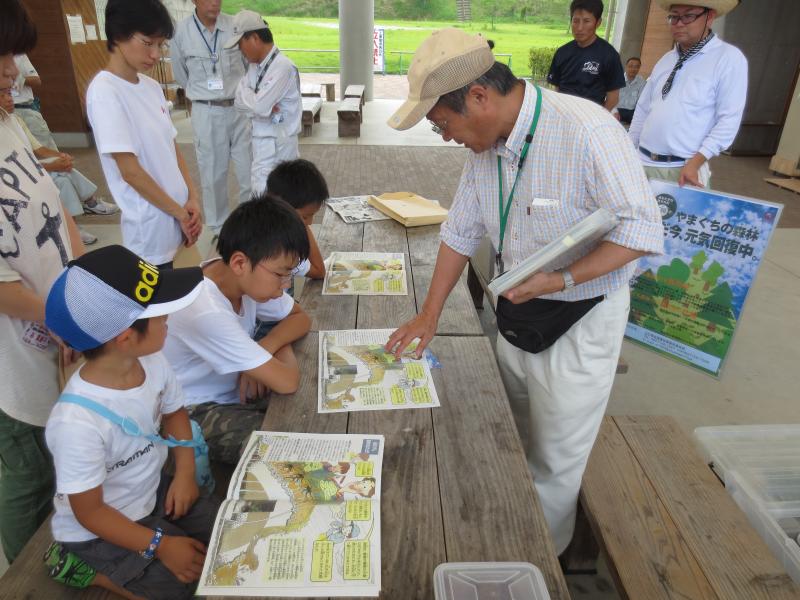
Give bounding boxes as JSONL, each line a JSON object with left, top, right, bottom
{"left": 496, "top": 84, "right": 542, "bottom": 274}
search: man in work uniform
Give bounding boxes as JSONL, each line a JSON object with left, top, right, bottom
{"left": 171, "top": 0, "right": 252, "bottom": 235}
{"left": 629, "top": 0, "right": 747, "bottom": 187}
{"left": 226, "top": 10, "right": 302, "bottom": 194}
{"left": 385, "top": 28, "right": 663, "bottom": 554}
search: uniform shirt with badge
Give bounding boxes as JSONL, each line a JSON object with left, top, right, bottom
{"left": 162, "top": 261, "right": 296, "bottom": 406}
{"left": 547, "top": 38, "right": 626, "bottom": 105}
{"left": 171, "top": 12, "right": 246, "bottom": 101}
{"left": 86, "top": 71, "right": 187, "bottom": 266}
{"left": 0, "top": 112, "right": 73, "bottom": 427}
{"left": 45, "top": 353, "right": 184, "bottom": 542}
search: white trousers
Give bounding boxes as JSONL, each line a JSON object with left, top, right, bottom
{"left": 190, "top": 102, "right": 252, "bottom": 231}
{"left": 51, "top": 169, "right": 97, "bottom": 217}
{"left": 496, "top": 285, "right": 630, "bottom": 554}
{"left": 15, "top": 107, "right": 56, "bottom": 150}
{"left": 250, "top": 132, "right": 300, "bottom": 196}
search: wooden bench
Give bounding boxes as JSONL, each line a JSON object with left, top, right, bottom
{"left": 301, "top": 97, "right": 322, "bottom": 137}
{"left": 574, "top": 415, "right": 800, "bottom": 599}
{"left": 337, "top": 98, "right": 361, "bottom": 137}
{"left": 300, "top": 82, "right": 322, "bottom": 98}
{"left": 343, "top": 83, "right": 365, "bottom": 108}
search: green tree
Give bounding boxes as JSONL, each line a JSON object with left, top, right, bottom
{"left": 656, "top": 258, "right": 690, "bottom": 309}
{"left": 697, "top": 282, "right": 735, "bottom": 332}
{"left": 701, "top": 261, "right": 724, "bottom": 292}
{"left": 690, "top": 250, "right": 707, "bottom": 274}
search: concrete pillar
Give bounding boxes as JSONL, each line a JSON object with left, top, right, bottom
{"left": 339, "top": 0, "right": 374, "bottom": 101}
{"left": 619, "top": 0, "right": 650, "bottom": 65}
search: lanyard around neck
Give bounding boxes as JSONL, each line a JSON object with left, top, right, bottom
{"left": 255, "top": 49, "right": 279, "bottom": 93}
{"left": 193, "top": 15, "right": 220, "bottom": 73}
{"left": 496, "top": 85, "right": 542, "bottom": 274}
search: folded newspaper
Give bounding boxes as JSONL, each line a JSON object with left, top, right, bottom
{"left": 197, "top": 432, "right": 383, "bottom": 597}
{"left": 488, "top": 208, "right": 620, "bottom": 297}
{"left": 326, "top": 196, "right": 391, "bottom": 224}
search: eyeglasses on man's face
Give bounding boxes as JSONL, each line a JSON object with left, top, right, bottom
{"left": 666, "top": 8, "right": 708, "bottom": 25}
{"left": 428, "top": 118, "right": 447, "bottom": 136}
{"left": 132, "top": 34, "right": 169, "bottom": 54}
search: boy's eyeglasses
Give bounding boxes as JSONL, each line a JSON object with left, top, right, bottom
{"left": 257, "top": 262, "right": 300, "bottom": 284}
{"left": 666, "top": 9, "right": 708, "bottom": 25}
{"left": 132, "top": 35, "right": 169, "bottom": 54}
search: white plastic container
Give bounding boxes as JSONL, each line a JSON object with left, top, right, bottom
{"left": 433, "top": 562, "right": 550, "bottom": 600}
{"left": 694, "top": 425, "right": 800, "bottom": 584}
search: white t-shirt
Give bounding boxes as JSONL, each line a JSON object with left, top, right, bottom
{"left": 0, "top": 112, "right": 73, "bottom": 427}
{"left": 162, "top": 269, "right": 295, "bottom": 406}
{"left": 86, "top": 71, "right": 187, "bottom": 265}
{"left": 45, "top": 353, "right": 184, "bottom": 542}
{"left": 12, "top": 55, "right": 37, "bottom": 105}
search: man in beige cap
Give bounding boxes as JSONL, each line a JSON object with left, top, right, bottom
{"left": 385, "top": 28, "right": 663, "bottom": 555}
{"left": 225, "top": 10, "right": 301, "bottom": 194}
{"left": 629, "top": 1, "right": 747, "bottom": 187}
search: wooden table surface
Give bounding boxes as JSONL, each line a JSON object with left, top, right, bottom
{"left": 252, "top": 210, "right": 570, "bottom": 599}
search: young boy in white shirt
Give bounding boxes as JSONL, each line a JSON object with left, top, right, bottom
{"left": 43, "top": 244, "right": 219, "bottom": 599}
{"left": 163, "top": 195, "right": 311, "bottom": 465}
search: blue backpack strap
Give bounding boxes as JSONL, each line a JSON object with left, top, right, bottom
{"left": 58, "top": 393, "right": 198, "bottom": 448}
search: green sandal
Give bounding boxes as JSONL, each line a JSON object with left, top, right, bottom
{"left": 43, "top": 542, "right": 96, "bottom": 588}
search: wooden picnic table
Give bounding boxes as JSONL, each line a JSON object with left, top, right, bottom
{"left": 257, "top": 208, "right": 571, "bottom": 599}
{"left": 0, "top": 208, "right": 569, "bottom": 600}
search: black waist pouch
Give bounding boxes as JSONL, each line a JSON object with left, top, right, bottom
{"left": 496, "top": 294, "right": 605, "bottom": 354}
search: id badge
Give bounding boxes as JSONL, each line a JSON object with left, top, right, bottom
{"left": 207, "top": 78, "right": 224, "bottom": 91}
{"left": 21, "top": 321, "right": 53, "bottom": 352}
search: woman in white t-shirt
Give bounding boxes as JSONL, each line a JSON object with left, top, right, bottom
{"left": 87, "top": 0, "right": 202, "bottom": 268}
{"left": 0, "top": 0, "right": 85, "bottom": 564}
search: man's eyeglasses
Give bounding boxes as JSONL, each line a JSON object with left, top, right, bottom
{"left": 428, "top": 119, "right": 447, "bottom": 136}
{"left": 257, "top": 262, "right": 300, "bottom": 284}
{"left": 132, "top": 34, "right": 169, "bottom": 54}
{"left": 666, "top": 9, "right": 708, "bottom": 25}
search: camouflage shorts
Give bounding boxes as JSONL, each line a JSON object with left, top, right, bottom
{"left": 187, "top": 398, "right": 269, "bottom": 465}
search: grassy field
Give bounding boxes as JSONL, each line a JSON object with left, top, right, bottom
{"left": 256, "top": 17, "right": 575, "bottom": 77}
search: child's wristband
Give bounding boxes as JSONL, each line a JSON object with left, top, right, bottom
{"left": 140, "top": 527, "right": 164, "bottom": 560}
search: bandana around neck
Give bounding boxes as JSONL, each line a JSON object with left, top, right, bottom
{"left": 661, "top": 30, "right": 715, "bottom": 99}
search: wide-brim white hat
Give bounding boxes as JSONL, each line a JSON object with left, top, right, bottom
{"left": 657, "top": 0, "right": 740, "bottom": 16}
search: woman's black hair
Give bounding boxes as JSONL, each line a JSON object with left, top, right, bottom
{"left": 0, "top": 0, "right": 37, "bottom": 56}
{"left": 105, "top": 0, "right": 174, "bottom": 52}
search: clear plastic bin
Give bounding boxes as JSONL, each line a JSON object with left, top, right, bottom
{"left": 694, "top": 425, "right": 800, "bottom": 584}
{"left": 433, "top": 562, "right": 550, "bottom": 600}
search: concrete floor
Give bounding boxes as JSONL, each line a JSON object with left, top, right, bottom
{"left": 4, "top": 80, "right": 800, "bottom": 596}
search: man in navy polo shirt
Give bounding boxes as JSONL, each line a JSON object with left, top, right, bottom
{"left": 547, "top": 0, "right": 625, "bottom": 110}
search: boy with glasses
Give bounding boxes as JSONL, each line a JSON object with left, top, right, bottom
{"left": 162, "top": 195, "right": 311, "bottom": 466}
{"left": 629, "top": 1, "right": 747, "bottom": 188}
{"left": 86, "top": 0, "right": 203, "bottom": 268}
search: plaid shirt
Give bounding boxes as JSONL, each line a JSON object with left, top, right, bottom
{"left": 441, "top": 83, "right": 663, "bottom": 301}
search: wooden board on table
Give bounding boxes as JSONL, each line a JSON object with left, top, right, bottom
{"left": 357, "top": 220, "right": 416, "bottom": 330}
{"left": 299, "top": 208, "right": 362, "bottom": 332}
{"left": 412, "top": 265, "right": 483, "bottom": 336}
{"left": 617, "top": 415, "right": 800, "bottom": 600}
{"left": 582, "top": 417, "right": 718, "bottom": 600}
{"left": 428, "top": 336, "right": 570, "bottom": 600}
{"left": 765, "top": 177, "right": 800, "bottom": 195}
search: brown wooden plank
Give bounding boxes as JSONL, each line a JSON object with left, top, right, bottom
{"left": 299, "top": 208, "right": 361, "bottom": 332}
{"left": 357, "top": 221, "right": 417, "bottom": 330}
{"left": 428, "top": 336, "right": 570, "bottom": 600}
{"left": 581, "top": 417, "right": 718, "bottom": 600}
{"left": 411, "top": 266, "right": 483, "bottom": 336}
{"left": 406, "top": 224, "right": 442, "bottom": 266}
{"left": 347, "top": 408, "right": 445, "bottom": 599}
{"left": 617, "top": 415, "right": 800, "bottom": 599}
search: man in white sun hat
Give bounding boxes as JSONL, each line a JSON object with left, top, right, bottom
{"left": 629, "top": 0, "right": 747, "bottom": 188}
{"left": 225, "top": 10, "right": 301, "bottom": 194}
{"left": 385, "top": 28, "right": 663, "bottom": 555}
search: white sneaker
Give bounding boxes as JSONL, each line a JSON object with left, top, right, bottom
{"left": 80, "top": 228, "right": 98, "bottom": 245}
{"left": 83, "top": 197, "right": 120, "bottom": 215}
